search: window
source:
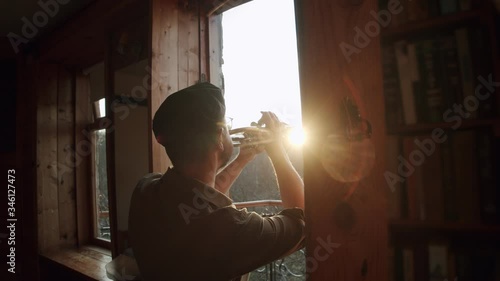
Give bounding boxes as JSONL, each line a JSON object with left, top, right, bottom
{"left": 87, "top": 63, "right": 112, "bottom": 247}
{"left": 91, "top": 128, "right": 111, "bottom": 241}
{"left": 220, "top": 0, "right": 306, "bottom": 279}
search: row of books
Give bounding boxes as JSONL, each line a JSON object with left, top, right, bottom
{"left": 380, "top": 0, "right": 477, "bottom": 27}
{"left": 382, "top": 26, "right": 495, "bottom": 127}
{"left": 390, "top": 243, "right": 500, "bottom": 281}
{"left": 386, "top": 128, "right": 499, "bottom": 224}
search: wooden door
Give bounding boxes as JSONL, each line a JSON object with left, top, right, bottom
{"left": 294, "top": 0, "right": 388, "bottom": 280}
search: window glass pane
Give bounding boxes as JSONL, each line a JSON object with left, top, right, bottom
{"left": 98, "top": 98, "right": 106, "bottom": 118}
{"left": 222, "top": 0, "right": 303, "bottom": 204}
{"left": 86, "top": 62, "right": 106, "bottom": 120}
{"left": 94, "top": 129, "right": 110, "bottom": 241}
{"left": 221, "top": 0, "right": 305, "bottom": 279}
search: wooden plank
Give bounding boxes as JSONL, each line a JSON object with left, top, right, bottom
{"left": 75, "top": 73, "right": 92, "bottom": 247}
{"left": 178, "top": 7, "right": 190, "bottom": 89}
{"left": 57, "top": 65, "right": 77, "bottom": 248}
{"left": 105, "top": 38, "right": 119, "bottom": 258}
{"left": 208, "top": 14, "right": 223, "bottom": 88}
{"left": 41, "top": 247, "right": 112, "bottom": 281}
{"left": 37, "top": 63, "right": 60, "bottom": 254}
{"left": 187, "top": 7, "right": 200, "bottom": 85}
{"left": 199, "top": 11, "right": 209, "bottom": 80}
{"left": 294, "top": 0, "right": 387, "bottom": 280}
{"left": 150, "top": 0, "right": 179, "bottom": 172}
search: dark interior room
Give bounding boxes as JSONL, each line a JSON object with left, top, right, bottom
{"left": 0, "top": 0, "right": 499, "bottom": 280}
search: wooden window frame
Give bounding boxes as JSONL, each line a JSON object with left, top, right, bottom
{"left": 87, "top": 117, "right": 113, "bottom": 250}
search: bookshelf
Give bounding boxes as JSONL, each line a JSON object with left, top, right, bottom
{"left": 384, "top": 9, "right": 483, "bottom": 38}
{"left": 381, "top": 0, "right": 500, "bottom": 280}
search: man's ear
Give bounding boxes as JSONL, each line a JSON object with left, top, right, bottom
{"left": 217, "top": 127, "right": 224, "bottom": 144}
{"left": 215, "top": 127, "right": 225, "bottom": 151}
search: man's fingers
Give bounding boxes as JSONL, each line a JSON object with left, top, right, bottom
{"left": 257, "top": 111, "right": 271, "bottom": 127}
{"left": 255, "top": 145, "right": 265, "bottom": 153}
{"left": 258, "top": 111, "right": 281, "bottom": 130}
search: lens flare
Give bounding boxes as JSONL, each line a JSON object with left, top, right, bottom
{"left": 287, "top": 127, "right": 307, "bottom": 146}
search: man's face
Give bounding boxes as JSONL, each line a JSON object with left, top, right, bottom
{"left": 218, "top": 124, "right": 234, "bottom": 171}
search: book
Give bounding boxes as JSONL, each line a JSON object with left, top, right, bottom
{"left": 468, "top": 27, "right": 496, "bottom": 118}
{"left": 476, "top": 129, "right": 497, "bottom": 223}
{"left": 401, "top": 137, "right": 425, "bottom": 220}
{"left": 395, "top": 247, "right": 405, "bottom": 281}
{"left": 394, "top": 41, "right": 418, "bottom": 124}
{"left": 441, "top": 137, "right": 458, "bottom": 221}
{"left": 438, "top": 34, "right": 462, "bottom": 111}
{"left": 452, "top": 130, "right": 480, "bottom": 223}
{"left": 429, "top": 244, "right": 448, "bottom": 281}
{"left": 455, "top": 27, "right": 477, "bottom": 118}
{"left": 382, "top": 44, "right": 404, "bottom": 128}
{"left": 386, "top": 136, "right": 403, "bottom": 219}
{"left": 394, "top": 246, "right": 415, "bottom": 281}
{"left": 392, "top": 0, "right": 410, "bottom": 27}
{"left": 415, "top": 38, "right": 445, "bottom": 123}
{"left": 420, "top": 136, "right": 444, "bottom": 221}
{"left": 403, "top": 247, "right": 415, "bottom": 281}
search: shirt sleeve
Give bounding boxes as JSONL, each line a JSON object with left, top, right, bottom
{"left": 191, "top": 206, "right": 305, "bottom": 279}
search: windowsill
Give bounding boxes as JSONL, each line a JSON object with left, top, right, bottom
{"left": 40, "top": 245, "right": 113, "bottom": 280}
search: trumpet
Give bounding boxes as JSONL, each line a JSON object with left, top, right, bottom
{"left": 229, "top": 126, "right": 275, "bottom": 148}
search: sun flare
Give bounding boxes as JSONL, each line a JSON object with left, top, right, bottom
{"left": 287, "top": 127, "right": 307, "bottom": 146}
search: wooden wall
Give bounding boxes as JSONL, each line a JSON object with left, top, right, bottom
{"left": 74, "top": 73, "right": 92, "bottom": 248}
{"left": 36, "top": 63, "right": 78, "bottom": 253}
{"left": 294, "top": 0, "right": 387, "bottom": 280}
{"left": 150, "top": 0, "right": 205, "bottom": 173}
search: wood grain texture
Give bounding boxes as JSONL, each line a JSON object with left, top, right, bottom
{"left": 178, "top": 5, "right": 190, "bottom": 89}
{"left": 208, "top": 14, "right": 223, "bottom": 88}
{"left": 37, "top": 63, "right": 60, "bottom": 254}
{"left": 57, "top": 66, "right": 77, "bottom": 248}
{"left": 150, "top": 0, "right": 178, "bottom": 173}
{"left": 187, "top": 8, "right": 200, "bottom": 85}
{"left": 200, "top": 9, "right": 209, "bottom": 80}
{"left": 75, "top": 73, "right": 92, "bottom": 247}
{"left": 150, "top": 0, "right": 201, "bottom": 173}
{"left": 41, "top": 247, "right": 112, "bottom": 281}
{"left": 294, "top": 0, "right": 388, "bottom": 280}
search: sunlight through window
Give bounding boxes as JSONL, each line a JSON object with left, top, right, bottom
{"left": 222, "top": 0, "right": 302, "bottom": 131}
{"left": 221, "top": 1, "right": 305, "bottom": 280}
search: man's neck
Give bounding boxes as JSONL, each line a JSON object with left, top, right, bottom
{"left": 176, "top": 158, "right": 218, "bottom": 188}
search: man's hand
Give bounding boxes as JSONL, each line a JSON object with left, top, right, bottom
{"left": 257, "top": 111, "right": 287, "bottom": 160}
{"left": 235, "top": 145, "right": 265, "bottom": 165}
{"left": 257, "top": 111, "right": 304, "bottom": 209}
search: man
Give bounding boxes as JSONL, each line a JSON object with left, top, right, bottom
{"left": 129, "top": 82, "right": 305, "bottom": 281}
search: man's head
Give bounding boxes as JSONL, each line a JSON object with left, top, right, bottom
{"left": 152, "top": 82, "right": 233, "bottom": 169}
